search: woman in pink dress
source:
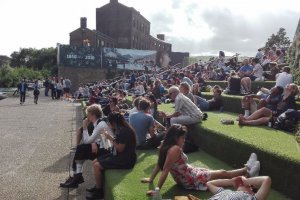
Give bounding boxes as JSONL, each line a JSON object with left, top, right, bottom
{"left": 141, "top": 124, "right": 260, "bottom": 195}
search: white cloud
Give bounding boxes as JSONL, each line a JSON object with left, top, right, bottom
{"left": 0, "top": 0, "right": 299, "bottom": 57}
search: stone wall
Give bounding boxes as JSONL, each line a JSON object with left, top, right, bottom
{"left": 58, "top": 66, "right": 107, "bottom": 92}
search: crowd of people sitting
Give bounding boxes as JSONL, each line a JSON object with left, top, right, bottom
{"left": 58, "top": 47, "right": 298, "bottom": 200}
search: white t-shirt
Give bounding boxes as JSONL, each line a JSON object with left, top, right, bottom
{"left": 275, "top": 72, "right": 293, "bottom": 88}
{"left": 253, "top": 64, "right": 263, "bottom": 79}
{"left": 82, "top": 120, "right": 113, "bottom": 147}
{"left": 136, "top": 85, "right": 145, "bottom": 94}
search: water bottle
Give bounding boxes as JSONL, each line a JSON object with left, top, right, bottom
{"left": 152, "top": 187, "right": 162, "bottom": 200}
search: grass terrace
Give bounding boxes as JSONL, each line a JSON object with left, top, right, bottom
{"left": 104, "top": 150, "right": 287, "bottom": 200}
{"left": 157, "top": 103, "right": 300, "bottom": 199}
{"left": 80, "top": 92, "right": 299, "bottom": 199}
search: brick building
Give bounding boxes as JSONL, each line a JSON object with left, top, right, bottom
{"left": 70, "top": 0, "right": 172, "bottom": 52}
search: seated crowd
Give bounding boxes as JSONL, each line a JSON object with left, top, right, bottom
{"left": 59, "top": 48, "right": 297, "bottom": 200}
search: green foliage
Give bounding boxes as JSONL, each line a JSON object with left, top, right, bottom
{"left": 10, "top": 47, "right": 57, "bottom": 71}
{"left": 0, "top": 65, "right": 14, "bottom": 87}
{"left": 0, "top": 65, "right": 50, "bottom": 87}
{"left": 265, "top": 28, "right": 291, "bottom": 48}
{"left": 289, "top": 39, "right": 300, "bottom": 85}
{"left": 0, "top": 55, "right": 10, "bottom": 66}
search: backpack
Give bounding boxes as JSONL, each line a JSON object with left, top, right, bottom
{"left": 273, "top": 109, "right": 300, "bottom": 132}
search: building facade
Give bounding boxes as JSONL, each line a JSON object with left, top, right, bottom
{"left": 70, "top": 0, "right": 172, "bottom": 52}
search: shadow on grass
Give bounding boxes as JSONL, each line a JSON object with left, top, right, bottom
{"left": 163, "top": 184, "right": 211, "bottom": 200}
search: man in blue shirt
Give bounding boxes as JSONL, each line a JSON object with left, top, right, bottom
{"left": 18, "top": 78, "right": 28, "bottom": 105}
{"left": 238, "top": 59, "right": 253, "bottom": 77}
{"left": 179, "top": 72, "right": 193, "bottom": 86}
{"left": 129, "top": 98, "right": 162, "bottom": 149}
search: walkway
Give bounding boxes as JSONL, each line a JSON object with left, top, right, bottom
{"left": 0, "top": 93, "right": 85, "bottom": 199}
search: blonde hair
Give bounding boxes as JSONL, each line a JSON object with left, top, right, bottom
{"left": 86, "top": 104, "right": 103, "bottom": 119}
{"left": 290, "top": 83, "right": 299, "bottom": 96}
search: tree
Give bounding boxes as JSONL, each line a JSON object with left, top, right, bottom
{"left": 10, "top": 47, "right": 57, "bottom": 71}
{"left": 265, "top": 28, "right": 291, "bottom": 49}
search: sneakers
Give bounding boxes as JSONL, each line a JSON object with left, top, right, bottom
{"left": 246, "top": 153, "right": 257, "bottom": 169}
{"left": 248, "top": 161, "right": 260, "bottom": 177}
{"left": 60, "top": 173, "right": 84, "bottom": 188}
{"left": 86, "top": 186, "right": 97, "bottom": 193}
{"left": 245, "top": 153, "right": 260, "bottom": 177}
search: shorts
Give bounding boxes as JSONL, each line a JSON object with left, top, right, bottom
{"left": 34, "top": 90, "right": 40, "bottom": 96}
{"left": 249, "top": 75, "right": 257, "bottom": 81}
{"left": 97, "top": 153, "right": 136, "bottom": 170}
{"left": 64, "top": 88, "right": 70, "bottom": 93}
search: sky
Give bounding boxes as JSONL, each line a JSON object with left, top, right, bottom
{"left": 0, "top": 0, "right": 299, "bottom": 57}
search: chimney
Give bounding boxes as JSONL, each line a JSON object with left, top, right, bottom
{"left": 157, "top": 34, "right": 165, "bottom": 41}
{"left": 110, "top": 0, "right": 118, "bottom": 4}
{"left": 80, "top": 17, "right": 87, "bottom": 29}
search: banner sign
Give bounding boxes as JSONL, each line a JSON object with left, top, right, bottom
{"left": 58, "top": 44, "right": 189, "bottom": 70}
{"left": 103, "top": 47, "right": 156, "bottom": 70}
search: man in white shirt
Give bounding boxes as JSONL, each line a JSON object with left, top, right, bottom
{"left": 160, "top": 86, "right": 203, "bottom": 125}
{"left": 275, "top": 66, "right": 293, "bottom": 88}
{"left": 250, "top": 58, "right": 264, "bottom": 81}
{"left": 60, "top": 104, "right": 112, "bottom": 188}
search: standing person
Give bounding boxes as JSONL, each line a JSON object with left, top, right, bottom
{"left": 17, "top": 78, "right": 28, "bottom": 105}
{"left": 130, "top": 71, "right": 136, "bottom": 89}
{"left": 87, "top": 112, "right": 137, "bottom": 199}
{"left": 50, "top": 77, "right": 57, "bottom": 100}
{"left": 43, "top": 77, "right": 50, "bottom": 96}
{"left": 56, "top": 79, "right": 63, "bottom": 99}
{"left": 33, "top": 80, "right": 40, "bottom": 104}
{"left": 64, "top": 77, "right": 72, "bottom": 98}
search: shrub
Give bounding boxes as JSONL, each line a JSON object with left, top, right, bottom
{"left": 0, "top": 65, "right": 14, "bottom": 87}
{"left": 0, "top": 65, "right": 50, "bottom": 87}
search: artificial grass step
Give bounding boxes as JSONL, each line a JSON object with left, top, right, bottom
{"left": 157, "top": 104, "right": 300, "bottom": 199}
{"left": 199, "top": 111, "right": 300, "bottom": 163}
{"left": 104, "top": 150, "right": 287, "bottom": 200}
{"left": 158, "top": 103, "right": 300, "bottom": 164}
{"left": 201, "top": 92, "right": 300, "bottom": 114}
{"left": 205, "top": 81, "right": 276, "bottom": 93}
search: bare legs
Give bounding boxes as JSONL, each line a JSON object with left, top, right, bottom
{"left": 92, "top": 160, "right": 104, "bottom": 189}
{"left": 210, "top": 167, "right": 248, "bottom": 180}
{"left": 239, "top": 107, "right": 272, "bottom": 126}
{"left": 76, "top": 128, "right": 83, "bottom": 145}
{"left": 241, "top": 77, "right": 251, "bottom": 93}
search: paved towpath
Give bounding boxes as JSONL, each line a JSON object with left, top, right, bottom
{"left": 0, "top": 93, "right": 91, "bottom": 199}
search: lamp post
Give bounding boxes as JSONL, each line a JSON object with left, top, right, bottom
{"left": 101, "top": 41, "right": 104, "bottom": 68}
